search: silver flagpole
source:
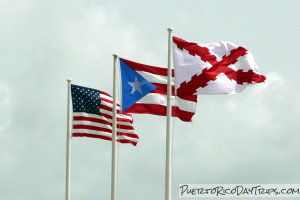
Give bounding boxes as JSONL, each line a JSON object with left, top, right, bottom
{"left": 65, "top": 78, "right": 72, "bottom": 200}
{"left": 111, "top": 54, "right": 119, "bottom": 200}
{"left": 165, "top": 27, "right": 174, "bottom": 200}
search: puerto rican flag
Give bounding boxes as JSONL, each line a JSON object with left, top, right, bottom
{"left": 119, "top": 58, "right": 197, "bottom": 122}
{"left": 172, "top": 36, "right": 266, "bottom": 96}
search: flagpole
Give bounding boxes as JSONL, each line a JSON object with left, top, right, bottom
{"left": 111, "top": 54, "right": 119, "bottom": 200}
{"left": 165, "top": 27, "right": 174, "bottom": 200}
{"left": 65, "top": 78, "right": 72, "bottom": 200}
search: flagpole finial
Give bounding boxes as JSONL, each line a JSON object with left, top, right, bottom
{"left": 67, "top": 78, "right": 72, "bottom": 83}
{"left": 113, "top": 54, "right": 118, "bottom": 58}
{"left": 167, "top": 27, "right": 173, "bottom": 32}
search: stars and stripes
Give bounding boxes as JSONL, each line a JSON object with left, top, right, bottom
{"left": 71, "top": 84, "right": 139, "bottom": 146}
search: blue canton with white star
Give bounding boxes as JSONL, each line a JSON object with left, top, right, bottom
{"left": 119, "top": 58, "right": 156, "bottom": 112}
{"left": 71, "top": 84, "right": 101, "bottom": 115}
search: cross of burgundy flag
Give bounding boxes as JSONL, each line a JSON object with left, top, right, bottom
{"left": 119, "top": 58, "right": 197, "bottom": 122}
{"left": 172, "top": 36, "right": 266, "bottom": 96}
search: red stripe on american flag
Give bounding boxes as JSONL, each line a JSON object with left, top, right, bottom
{"left": 117, "top": 132, "right": 139, "bottom": 139}
{"left": 99, "top": 91, "right": 113, "bottom": 98}
{"left": 73, "top": 124, "right": 135, "bottom": 134}
{"left": 100, "top": 96, "right": 121, "bottom": 107}
{"left": 100, "top": 112, "right": 133, "bottom": 123}
{"left": 72, "top": 133, "right": 137, "bottom": 146}
{"left": 100, "top": 104, "right": 122, "bottom": 114}
{"left": 73, "top": 118, "right": 135, "bottom": 130}
{"left": 101, "top": 97, "right": 113, "bottom": 104}
{"left": 74, "top": 116, "right": 111, "bottom": 125}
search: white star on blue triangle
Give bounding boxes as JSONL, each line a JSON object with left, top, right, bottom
{"left": 119, "top": 58, "right": 156, "bottom": 112}
{"left": 128, "top": 77, "right": 145, "bottom": 94}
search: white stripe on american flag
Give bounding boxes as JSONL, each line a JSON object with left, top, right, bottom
{"left": 99, "top": 109, "right": 133, "bottom": 121}
{"left": 72, "top": 129, "right": 139, "bottom": 143}
{"left": 100, "top": 93, "right": 114, "bottom": 103}
{"left": 73, "top": 116, "right": 136, "bottom": 134}
{"left": 73, "top": 112, "right": 132, "bottom": 125}
{"left": 100, "top": 99, "right": 121, "bottom": 110}
{"left": 72, "top": 113, "right": 138, "bottom": 145}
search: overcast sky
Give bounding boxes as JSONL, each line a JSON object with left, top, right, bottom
{"left": 1, "top": 0, "right": 300, "bottom": 199}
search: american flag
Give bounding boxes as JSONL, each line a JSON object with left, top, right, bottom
{"left": 120, "top": 58, "right": 197, "bottom": 122}
{"left": 71, "top": 84, "right": 139, "bottom": 146}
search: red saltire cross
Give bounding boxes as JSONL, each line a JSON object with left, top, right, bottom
{"left": 173, "top": 37, "right": 266, "bottom": 96}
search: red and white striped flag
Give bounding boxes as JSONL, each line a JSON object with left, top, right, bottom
{"left": 71, "top": 84, "right": 139, "bottom": 146}
{"left": 119, "top": 58, "right": 197, "bottom": 122}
